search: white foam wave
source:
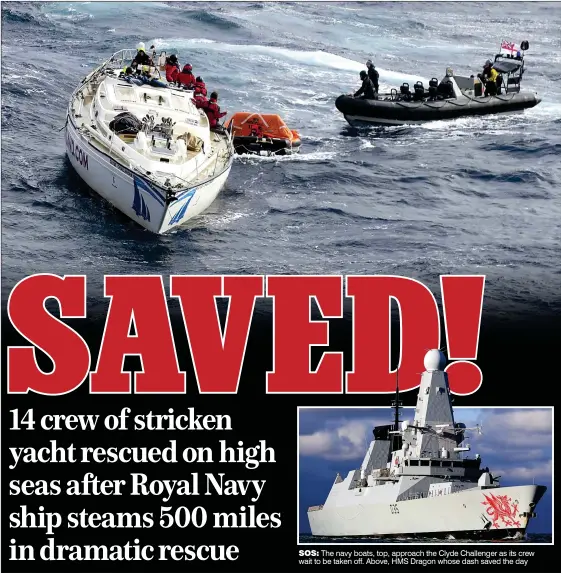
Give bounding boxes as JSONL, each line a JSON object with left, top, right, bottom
{"left": 205, "top": 211, "right": 251, "bottom": 227}
{"left": 236, "top": 150, "right": 339, "bottom": 163}
{"left": 152, "top": 38, "right": 427, "bottom": 84}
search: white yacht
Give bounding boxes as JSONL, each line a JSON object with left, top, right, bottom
{"left": 65, "top": 49, "right": 234, "bottom": 233}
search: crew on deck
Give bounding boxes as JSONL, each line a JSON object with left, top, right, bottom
{"left": 178, "top": 64, "right": 196, "bottom": 89}
{"left": 192, "top": 77, "right": 208, "bottom": 107}
{"left": 165, "top": 54, "right": 180, "bottom": 83}
{"left": 354, "top": 70, "right": 376, "bottom": 99}
{"left": 366, "top": 60, "right": 379, "bottom": 93}
{"left": 194, "top": 76, "right": 207, "bottom": 97}
{"left": 479, "top": 60, "right": 499, "bottom": 96}
{"left": 131, "top": 42, "right": 153, "bottom": 69}
{"left": 120, "top": 66, "right": 144, "bottom": 86}
{"left": 202, "top": 91, "right": 227, "bottom": 130}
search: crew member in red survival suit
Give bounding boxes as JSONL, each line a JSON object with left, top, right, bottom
{"left": 203, "top": 92, "right": 227, "bottom": 129}
{"left": 194, "top": 76, "right": 207, "bottom": 97}
{"left": 192, "top": 79, "right": 208, "bottom": 109}
{"left": 165, "top": 54, "right": 180, "bottom": 83}
{"left": 178, "top": 63, "right": 196, "bottom": 89}
{"left": 192, "top": 94, "right": 208, "bottom": 108}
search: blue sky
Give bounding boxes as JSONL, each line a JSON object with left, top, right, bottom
{"left": 298, "top": 407, "right": 552, "bottom": 534}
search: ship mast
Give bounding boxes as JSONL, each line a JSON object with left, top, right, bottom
{"left": 390, "top": 369, "right": 403, "bottom": 453}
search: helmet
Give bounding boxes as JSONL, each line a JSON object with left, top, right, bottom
{"left": 196, "top": 76, "right": 203, "bottom": 83}
{"left": 184, "top": 63, "right": 192, "bottom": 71}
{"left": 210, "top": 91, "right": 218, "bottom": 100}
{"left": 169, "top": 54, "right": 178, "bottom": 63}
{"left": 137, "top": 42, "right": 146, "bottom": 53}
{"left": 360, "top": 70, "right": 367, "bottom": 79}
{"left": 366, "top": 59, "right": 373, "bottom": 67}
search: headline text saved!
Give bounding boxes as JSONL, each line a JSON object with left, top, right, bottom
{"left": 7, "top": 274, "right": 485, "bottom": 396}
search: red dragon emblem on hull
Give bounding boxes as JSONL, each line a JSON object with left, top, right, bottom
{"left": 482, "top": 493, "right": 521, "bottom": 528}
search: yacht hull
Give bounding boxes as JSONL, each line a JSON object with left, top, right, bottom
{"left": 308, "top": 484, "right": 545, "bottom": 538}
{"left": 65, "top": 116, "right": 233, "bottom": 234}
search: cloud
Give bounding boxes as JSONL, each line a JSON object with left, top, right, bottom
{"left": 299, "top": 419, "right": 373, "bottom": 460}
{"left": 482, "top": 409, "right": 552, "bottom": 434}
{"left": 469, "top": 409, "right": 552, "bottom": 454}
{"left": 298, "top": 408, "right": 552, "bottom": 469}
{"left": 492, "top": 459, "right": 552, "bottom": 481}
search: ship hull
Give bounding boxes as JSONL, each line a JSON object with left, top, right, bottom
{"left": 308, "top": 484, "right": 545, "bottom": 538}
{"left": 65, "top": 115, "right": 233, "bottom": 234}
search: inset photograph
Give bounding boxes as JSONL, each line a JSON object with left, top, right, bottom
{"left": 298, "top": 351, "right": 552, "bottom": 543}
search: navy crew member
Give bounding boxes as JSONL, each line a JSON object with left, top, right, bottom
{"left": 354, "top": 70, "right": 376, "bottom": 99}
{"left": 366, "top": 59, "right": 379, "bottom": 92}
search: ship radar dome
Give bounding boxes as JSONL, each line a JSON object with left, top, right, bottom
{"left": 424, "top": 349, "right": 446, "bottom": 371}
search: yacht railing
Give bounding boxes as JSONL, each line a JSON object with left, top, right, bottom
{"left": 79, "top": 48, "right": 160, "bottom": 91}
{"left": 105, "top": 49, "right": 138, "bottom": 70}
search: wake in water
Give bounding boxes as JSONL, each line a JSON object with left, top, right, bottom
{"left": 152, "top": 37, "right": 428, "bottom": 85}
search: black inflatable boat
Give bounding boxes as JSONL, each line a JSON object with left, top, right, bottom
{"left": 337, "top": 42, "right": 541, "bottom": 126}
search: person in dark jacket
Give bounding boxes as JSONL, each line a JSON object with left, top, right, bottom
{"left": 366, "top": 59, "right": 379, "bottom": 92}
{"left": 178, "top": 64, "right": 196, "bottom": 89}
{"left": 202, "top": 91, "right": 227, "bottom": 129}
{"left": 120, "top": 66, "right": 144, "bottom": 86}
{"left": 165, "top": 54, "right": 180, "bottom": 83}
{"left": 131, "top": 42, "right": 153, "bottom": 68}
{"left": 354, "top": 70, "right": 376, "bottom": 99}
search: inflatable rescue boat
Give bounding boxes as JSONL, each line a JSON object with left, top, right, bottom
{"left": 224, "top": 113, "right": 301, "bottom": 156}
{"left": 336, "top": 41, "right": 541, "bottom": 127}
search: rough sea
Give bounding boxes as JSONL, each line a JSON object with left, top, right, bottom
{"left": 2, "top": 1, "right": 560, "bottom": 311}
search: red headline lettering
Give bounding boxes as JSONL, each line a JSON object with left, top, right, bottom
{"left": 7, "top": 274, "right": 485, "bottom": 396}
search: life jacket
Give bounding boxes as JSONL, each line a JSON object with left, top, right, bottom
{"left": 178, "top": 67, "right": 196, "bottom": 88}
{"left": 165, "top": 63, "right": 179, "bottom": 83}
{"left": 203, "top": 98, "right": 227, "bottom": 128}
{"left": 487, "top": 67, "right": 499, "bottom": 82}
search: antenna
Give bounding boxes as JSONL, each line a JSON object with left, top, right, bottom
{"left": 392, "top": 369, "right": 402, "bottom": 431}
{"left": 390, "top": 370, "right": 403, "bottom": 454}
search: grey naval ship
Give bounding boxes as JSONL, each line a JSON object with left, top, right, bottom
{"left": 307, "top": 350, "right": 546, "bottom": 540}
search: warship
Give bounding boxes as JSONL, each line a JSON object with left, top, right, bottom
{"left": 307, "top": 350, "right": 546, "bottom": 539}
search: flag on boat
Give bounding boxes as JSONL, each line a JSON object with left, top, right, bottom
{"left": 501, "top": 40, "right": 518, "bottom": 55}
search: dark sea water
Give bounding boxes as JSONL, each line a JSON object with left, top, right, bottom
{"left": 299, "top": 533, "right": 552, "bottom": 543}
{"left": 2, "top": 2, "right": 561, "bottom": 310}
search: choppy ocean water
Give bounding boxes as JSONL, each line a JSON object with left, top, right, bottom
{"left": 2, "top": 1, "right": 560, "bottom": 311}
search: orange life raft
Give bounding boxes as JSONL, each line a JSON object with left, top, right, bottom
{"left": 224, "top": 112, "right": 301, "bottom": 156}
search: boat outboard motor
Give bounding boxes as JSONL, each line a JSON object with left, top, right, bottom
{"left": 437, "top": 79, "right": 455, "bottom": 99}
{"left": 428, "top": 77, "right": 439, "bottom": 100}
{"left": 400, "top": 82, "right": 411, "bottom": 101}
{"left": 413, "top": 81, "right": 425, "bottom": 101}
